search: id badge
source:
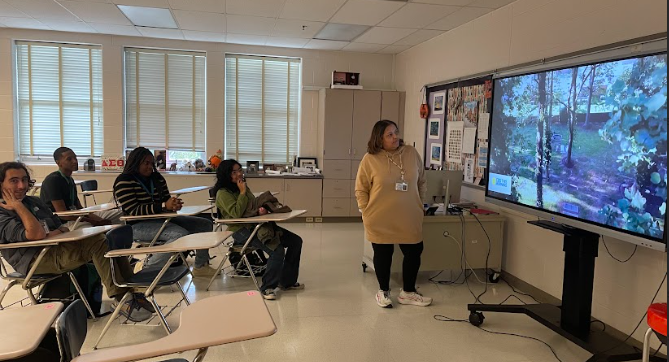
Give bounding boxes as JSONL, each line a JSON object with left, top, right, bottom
{"left": 40, "top": 220, "right": 50, "bottom": 234}
{"left": 395, "top": 180, "right": 408, "bottom": 192}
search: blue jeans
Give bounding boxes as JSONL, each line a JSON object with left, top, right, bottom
{"left": 232, "top": 224, "right": 302, "bottom": 292}
{"left": 132, "top": 216, "right": 213, "bottom": 268}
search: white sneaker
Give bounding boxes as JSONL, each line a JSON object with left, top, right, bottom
{"left": 375, "top": 290, "right": 393, "bottom": 308}
{"left": 398, "top": 289, "right": 432, "bottom": 307}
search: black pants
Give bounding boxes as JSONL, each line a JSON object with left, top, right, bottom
{"left": 372, "top": 242, "right": 424, "bottom": 293}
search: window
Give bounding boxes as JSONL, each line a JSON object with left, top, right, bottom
{"left": 124, "top": 48, "right": 206, "bottom": 155}
{"left": 225, "top": 54, "right": 300, "bottom": 164}
{"left": 15, "top": 41, "right": 103, "bottom": 161}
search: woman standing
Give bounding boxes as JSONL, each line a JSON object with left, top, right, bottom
{"left": 355, "top": 120, "right": 431, "bottom": 308}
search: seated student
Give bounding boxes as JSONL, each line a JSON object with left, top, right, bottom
{"left": 0, "top": 162, "right": 154, "bottom": 322}
{"left": 40, "top": 147, "right": 122, "bottom": 230}
{"left": 113, "top": 147, "right": 216, "bottom": 276}
{"left": 214, "top": 159, "right": 304, "bottom": 300}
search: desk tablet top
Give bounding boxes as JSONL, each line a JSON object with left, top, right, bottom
{"left": 215, "top": 209, "right": 306, "bottom": 224}
{"left": 170, "top": 186, "right": 210, "bottom": 195}
{"left": 0, "top": 225, "right": 117, "bottom": 250}
{"left": 105, "top": 231, "right": 232, "bottom": 257}
{"left": 54, "top": 203, "right": 117, "bottom": 217}
{"left": 0, "top": 302, "right": 64, "bottom": 361}
{"left": 119, "top": 205, "right": 213, "bottom": 221}
{"left": 71, "top": 291, "right": 276, "bottom": 362}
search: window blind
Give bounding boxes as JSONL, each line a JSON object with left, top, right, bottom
{"left": 124, "top": 48, "right": 206, "bottom": 152}
{"left": 16, "top": 41, "right": 103, "bottom": 160}
{"left": 225, "top": 54, "right": 301, "bottom": 164}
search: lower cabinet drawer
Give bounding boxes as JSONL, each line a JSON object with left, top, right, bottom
{"left": 322, "top": 198, "right": 351, "bottom": 217}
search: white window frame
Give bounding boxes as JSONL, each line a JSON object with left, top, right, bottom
{"left": 14, "top": 41, "right": 103, "bottom": 164}
{"left": 123, "top": 47, "right": 207, "bottom": 155}
{"left": 224, "top": 53, "right": 301, "bottom": 164}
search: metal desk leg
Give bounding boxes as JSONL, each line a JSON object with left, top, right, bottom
{"left": 206, "top": 223, "right": 263, "bottom": 291}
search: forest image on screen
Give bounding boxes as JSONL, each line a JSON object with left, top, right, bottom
{"left": 488, "top": 54, "right": 667, "bottom": 240}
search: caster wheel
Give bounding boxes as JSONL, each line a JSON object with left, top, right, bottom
{"left": 362, "top": 262, "right": 368, "bottom": 273}
{"left": 489, "top": 272, "right": 500, "bottom": 284}
{"left": 469, "top": 311, "right": 485, "bottom": 327}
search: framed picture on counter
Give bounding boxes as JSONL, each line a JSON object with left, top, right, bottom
{"left": 297, "top": 157, "right": 318, "bottom": 168}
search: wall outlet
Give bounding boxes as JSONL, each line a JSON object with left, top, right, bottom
{"left": 315, "top": 217, "right": 323, "bottom": 223}
{"left": 306, "top": 217, "right": 314, "bottom": 222}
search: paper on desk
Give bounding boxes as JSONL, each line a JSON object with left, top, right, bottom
{"left": 462, "top": 127, "right": 477, "bottom": 154}
{"left": 478, "top": 113, "right": 490, "bottom": 139}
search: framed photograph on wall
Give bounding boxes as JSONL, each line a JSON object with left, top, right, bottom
{"left": 246, "top": 161, "right": 259, "bottom": 175}
{"left": 432, "top": 91, "right": 446, "bottom": 115}
{"left": 430, "top": 143, "right": 442, "bottom": 165}
{"left": 428, "top": 118, "right": 440, "bottom": 139}
{"left": 297, "top": 157, "right": 318, "bottom": 168}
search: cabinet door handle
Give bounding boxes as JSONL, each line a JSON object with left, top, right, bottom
{"left": 348, "top": 148, "right": 351, "bottom": 155}
{"left": 353, "top": 148, "right": 356, "bottom": 155}
{"left": 286, "top": 183, "right": 290, "bottom": 192}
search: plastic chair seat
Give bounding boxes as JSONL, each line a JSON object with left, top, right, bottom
{"left": 124, "top": 265, "right": 190, "bottom": 286}
{"left": 647, "top": 303, "right": 667, "bottom": 341}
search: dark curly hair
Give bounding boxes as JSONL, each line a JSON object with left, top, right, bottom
{"left": 212, "top": 159, "right": 242, "bottom": 196}
{"left": 0, "top": 162, "right": 34, "bottom": 187}
{"left": 122, "top": 147, "right": 155, "bottom": 175}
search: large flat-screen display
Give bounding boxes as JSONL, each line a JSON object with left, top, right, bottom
{"left": 486, "top": 52, "right": 667, "bottom": 249}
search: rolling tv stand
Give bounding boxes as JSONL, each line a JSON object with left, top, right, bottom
{"left": 467, "top": 220, "right": 665, "bottom": 362}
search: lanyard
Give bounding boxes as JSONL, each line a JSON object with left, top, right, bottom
{"left": 385, "top": 149, "right": 405, "bottom": 181}
{"left": 57, "top": 170, "right": 76, "bottom": 206}
{"left": 134, "top": 176, "right": 155, "bottom": 199}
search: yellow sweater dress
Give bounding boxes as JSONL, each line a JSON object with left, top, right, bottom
{"left": 355, "top": 145, "right": 426, "bottom": 244}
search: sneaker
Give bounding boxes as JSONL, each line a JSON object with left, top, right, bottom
{"left": 132, "top": 293, "right": 156, "bottom": 313}
{"left": 398, "top": 289, "right": 432, "bottom": 307}
{"left": 112, "top": 299, "right": 153, "bottom": 322}
{"left": 279, "top": 282, "right": 305, "bottom": 291}
{"left": 261, "top": 289, "right": 277, "bottom": 300}
{"left": 375, "top": 290, "right": 393, "bottom": 308}
{"left": 191, "top": 265, "right": 218, "bottom": 277}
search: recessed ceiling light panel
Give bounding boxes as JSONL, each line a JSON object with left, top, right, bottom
{"left": 118, "top": 5, "right": 178, "bottom": 29}
{"left": 314, "top": 23, "right": 370, "bottom": 42}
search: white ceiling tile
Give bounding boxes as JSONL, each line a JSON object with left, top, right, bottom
{"left": 342, "top": 42, "right": 386, "bottom": 53}
{"left": 226, "top": 33, "right": 267, "bottom": 46}
{"left": 5, "top": 0, "right": 79, "bottom": 21}
{"left": 379, "top": 3, "right": 460, "bottom": 29}
{"left": 112, "top": 0, "right": 169, "bottom": 7}
{"left": 272, "top": 19, "right": 325, "bottom": 39}
{"left": 0, "top": 1, "right": 29, "bottom": 18}
{"left": 226, "top": 0, "right": 286, "bottom": 18}
{"left": 226, "top": 15, "right": 275, "bottom": 36}
{"left": 0, "top": 17, "right": 50, "bottom": 29}
{"left": 182, "top": 30, "right": 226, "bottom": 42}
{"left": 468, "top": 0, "right": 515, "bottom": 8}
{"left": 41, "top": 19, "right": 98, "bottom": 32}
{"left": 330, "top": 0, "right": 406, "bottom": 26}
{"left": 426, "top": 6, "right": 491, "bottom": 30}
{"left": 394, "top": 29, "right": 443, "bottom": 46}
{"left": 304, "top": 39, "right": 348, "bottom": 50}
{"left": 265, "top": 36, "right": 309, "bottom": 48}
{"left": 354, "top": 27, "right": 416, "bottom": 44}
{"left": 136, "top": 26, "right": 183, "bottom": 39}
{"left": 280, "top": 0, "right": 346, "bottom": 22}
{"left": 377, "top": 44, "right": 411, "bottom": 54}
{"left": 173, "top": 10, "right": 226, "bottom": 32}
{"left": 168, "top": 0, "right": 225, "bottom": 13}
{"left": 410, "top": 0, "right": 474, "bottom": 5}
{"left": 59, "top": 1, "right": 132, "bottom": 24}
{"left": 89, "top": 22, "right": 141, "bottom": 35}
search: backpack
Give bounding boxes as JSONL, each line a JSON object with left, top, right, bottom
{"left": 40, "top": 263, "right": 103, "bottom": 318}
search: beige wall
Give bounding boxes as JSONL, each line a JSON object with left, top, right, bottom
{"left": 395, "top": 0, "right": 667, "bottom": 345}
{"left": 0, "top": 28, "right": 395, "bottom": 179}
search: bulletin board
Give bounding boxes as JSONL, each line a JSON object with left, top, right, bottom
{"left": 424, "top": 76, "right": 493, "bottom": 186}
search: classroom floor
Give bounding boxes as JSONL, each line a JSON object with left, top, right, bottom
{"left": 2, "top": 222, "right": 605, "bottom": 362}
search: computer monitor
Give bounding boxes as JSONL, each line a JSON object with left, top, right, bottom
{"left": 424, "top": 170, "right": 463, "bottom": 204}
